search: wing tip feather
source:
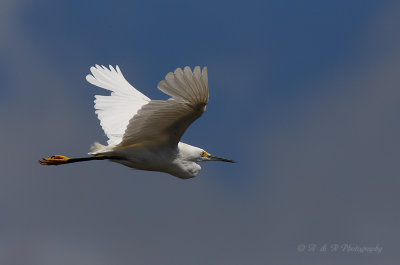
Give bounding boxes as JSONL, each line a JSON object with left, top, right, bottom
{"left": 158, "top": 65, "right": 209, "bottom": 104}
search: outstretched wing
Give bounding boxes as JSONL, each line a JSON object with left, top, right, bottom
{"left": 118, "top": 66, "right": 209, "bottom": 147}
{"left": 86, "top": 65, "right": 150, "bottom": 146}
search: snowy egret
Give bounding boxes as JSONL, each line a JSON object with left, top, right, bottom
{"left": 40, "top": 65, "right": 235, "bottom": 179}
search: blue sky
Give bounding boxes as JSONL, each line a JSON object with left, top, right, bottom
{"left": 1, "top": 0, "right": 400, "bottom": 264}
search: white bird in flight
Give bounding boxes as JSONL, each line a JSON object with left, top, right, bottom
{"left": 40, "top": 65, "right": 235, "bottom": 179}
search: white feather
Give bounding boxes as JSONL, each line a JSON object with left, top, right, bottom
{"left": 118, "top": 66, "right": 209, "bottom": 147}
{"left": 157, "top": 66, "right": 209, "bottom": 103}
{"left": 86, "top": 65, "right": 150, "bottom": 146}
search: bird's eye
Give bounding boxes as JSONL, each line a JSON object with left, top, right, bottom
{"left": 201, "top": 151, "right": 209, "bottom": 157}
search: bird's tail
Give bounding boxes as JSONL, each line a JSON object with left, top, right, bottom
{"left": 89, "top": 142, "right": 114, "bottom": 155}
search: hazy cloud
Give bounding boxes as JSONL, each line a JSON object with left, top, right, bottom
{"left": 1, "top": 1, "right": 400, "bottom": 264}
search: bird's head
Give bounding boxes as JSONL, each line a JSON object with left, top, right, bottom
{"left": 179, "top": 143, "right": 235, "bottom": 163}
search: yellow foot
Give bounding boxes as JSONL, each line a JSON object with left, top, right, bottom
{"left": 39, "top": 155, "right": 70, "bottom": 165}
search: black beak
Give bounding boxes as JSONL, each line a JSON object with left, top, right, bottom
{"left": 206, "top": 155, "right": 236, "bottom": 163}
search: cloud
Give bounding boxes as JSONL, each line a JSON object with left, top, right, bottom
{"left": 252, "top": 2, "right": 400, "bottom": 264}
{"left": 1, "top": 1, "right": 400, "bottom": 264}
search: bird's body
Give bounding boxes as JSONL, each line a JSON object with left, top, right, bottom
{"left": 40, "top": 65, "right": 234, "bottom": 179}
{"left": 106, "top": 142, "right": 202, "bottom": 179}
